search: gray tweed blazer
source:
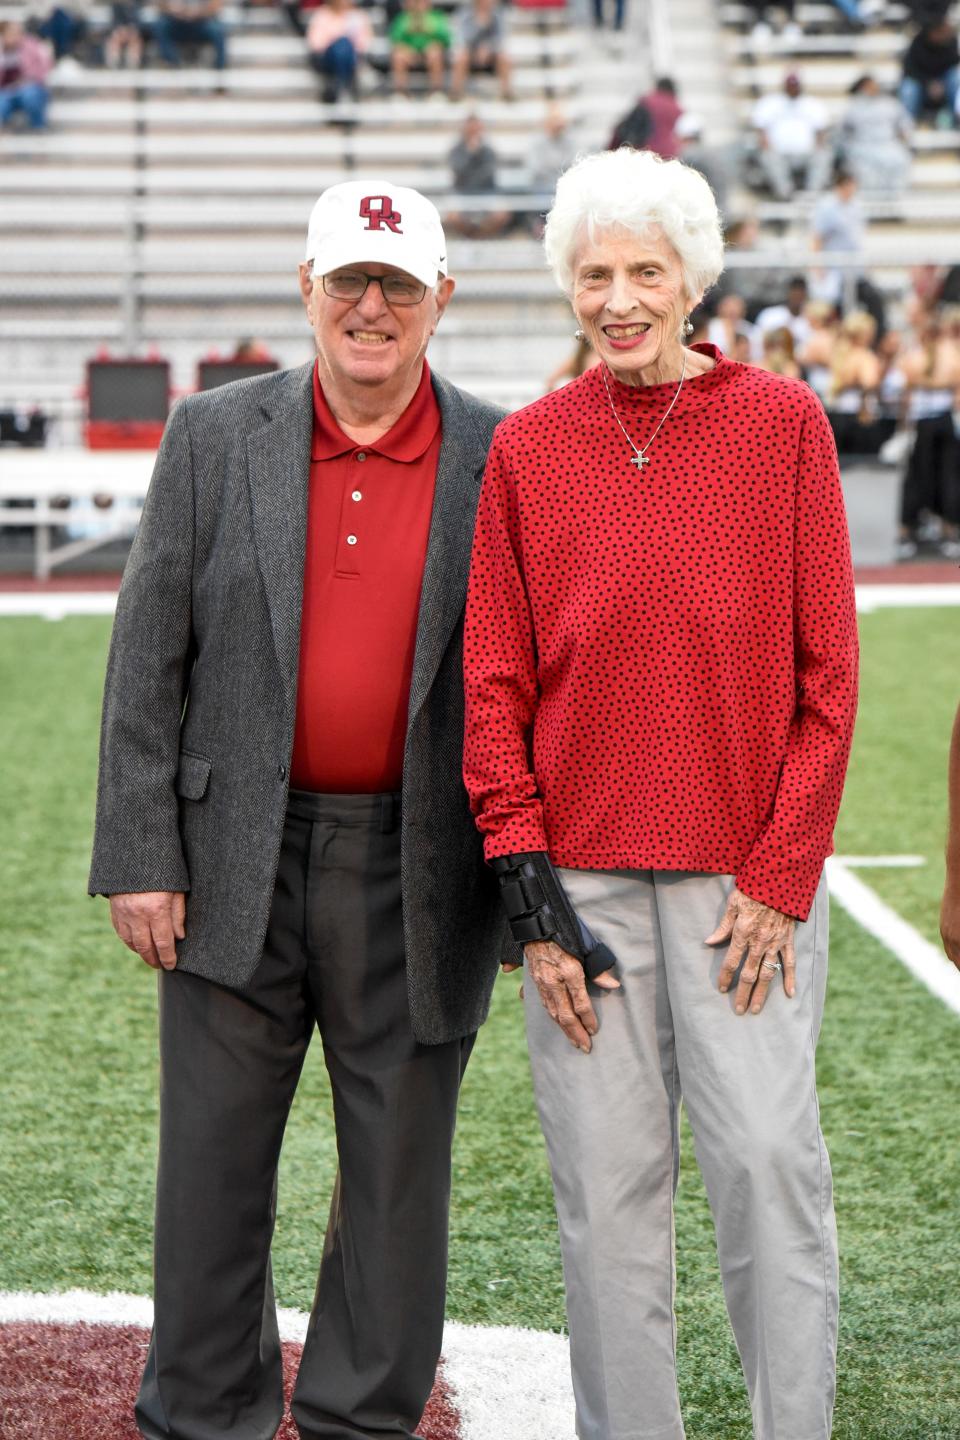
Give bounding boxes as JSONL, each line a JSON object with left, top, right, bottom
{"left": 88, "top": 362, "right": 510, "bottom": 1044}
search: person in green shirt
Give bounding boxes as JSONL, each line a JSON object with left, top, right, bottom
{"left": 390, "top": 0, "right": 451, "bottom": 97}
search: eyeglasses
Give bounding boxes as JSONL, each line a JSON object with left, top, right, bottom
{"left": 322, "top": 270, "right": 427, "bottom": 306}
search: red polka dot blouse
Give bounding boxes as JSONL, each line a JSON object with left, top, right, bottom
{"left": 462, "top": 344, "right": 859, "bottom": 921}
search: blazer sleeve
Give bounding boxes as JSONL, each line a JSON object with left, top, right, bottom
{"left": 88, "top": 398, "right": 197, "bottom": 897}
{"left": 735, "top": 392, "right": 859, "bottom": 919}
{"left": 463, "top": 433, "right": 549, "bottom": 858}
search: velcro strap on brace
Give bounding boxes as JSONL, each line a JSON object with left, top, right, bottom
{"left": 490, "top": 852, "right": 617, "bottom": 979}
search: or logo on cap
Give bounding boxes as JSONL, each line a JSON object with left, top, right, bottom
{"left": 359, "top": 196, "right": 403, "bottom": 234}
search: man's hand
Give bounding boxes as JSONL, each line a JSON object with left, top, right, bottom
{"left": 505, "top": 940, "right": 620, "bottom": 1052}
{"left": 706, "top": 888, "right": 796, "bottom": 1015}
{"left": 109, "top": 891, "right": 186, "bottom": 971}
{"left": 940, "top": 881, "right": 960, "bottom": 969}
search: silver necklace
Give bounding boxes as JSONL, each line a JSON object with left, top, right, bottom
{"left": 600, "top": 350, "right": 687, "bottom": 471}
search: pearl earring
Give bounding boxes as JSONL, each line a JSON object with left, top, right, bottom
{"left": 574, "top": 327, "right": 586, "bottom": 341}
{"left": 682, "top": 317, "right": 694, "bottom": 338}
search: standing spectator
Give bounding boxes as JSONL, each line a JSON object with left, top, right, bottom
{"left": 840, "top": 74, "right": 913, "bottom": 195}
{"left": 809, "top": 167, "right": 865, "bottom": 309}
{"left": 752, "top": 72, "right": 832, "bottom": 199}
{"left": 757, "top": 326, "right": 803, "bottom": 377}
{"left": 797, "top": 299, "right": 840, "bottom": 403}
{"left": 0, "top": 22, "right": 53, "bottom": 132}
{"left": 306, "top": 0, "right": 372, "bottom": 102}
{"left": 611, "top": 77, "right": 683, "bottom": 159}
{"left": 899, "top": 19, "right": 959, "bottom": 122}
{"left": 154, "top": 0, "right": 228, "bottom": 71}
{"left": 450, "top": 0, "right": 513, "bottom": 101}
{"left": 754, "top": 275, "right": 812, "bottom": 354}
{"left": 823, "top": 310, "right": 884, "bottom": 454}
{"left": 897, "top": 310, "right": 960, "bottom": 557}
{"left": 445, "top": 111, "right": 512, "bottom": 236}
{"left": 707, "top": 291, "right": 755, "bottom": 357}
{"left": 389, "top": 0, "right": 451, "bottom": 99}
{"left": 104, "top": 2, "right": 145, "bottom": 69}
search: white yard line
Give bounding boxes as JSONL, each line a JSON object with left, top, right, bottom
{"left": 855, "top": 583, "right": 960, "bottom": 611}
{"left": 0, "top": 1290, "right": 576, "bottom": 1440}
{"left": 827, "top": 856, "right": 960, "bottom": 1017}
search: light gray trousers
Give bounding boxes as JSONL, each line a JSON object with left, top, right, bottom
{"left": 524, "top": 869, "right": 837, "bottom": 1440}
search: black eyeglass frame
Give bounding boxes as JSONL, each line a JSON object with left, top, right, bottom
{"left": 321, "top": 269, "right": 428, "bottom": 306}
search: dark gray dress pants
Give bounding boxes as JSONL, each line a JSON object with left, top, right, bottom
{"left": 135, "top": 791, "right": 474, "bottom": 1440}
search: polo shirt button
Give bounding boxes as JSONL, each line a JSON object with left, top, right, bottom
{"left": 352, "top": 490, "right": 362, "bottom": 502}
{"left": 355, "top": 452, "right": 366, "bottom": 462}
{"left": 347, "top": 534, "right": 358, "bottom": 545}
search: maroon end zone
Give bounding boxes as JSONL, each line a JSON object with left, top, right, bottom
{"left": 0, "top": 1323, "right": 462, "bottom": 1440}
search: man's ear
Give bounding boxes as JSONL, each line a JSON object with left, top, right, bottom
{"left": 432, "top": 275, "right": 456, "bottom": 331}
{"left": 298, "top": 264, "right": 315, "bottom": 313}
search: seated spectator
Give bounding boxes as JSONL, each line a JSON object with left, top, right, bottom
{"left": 828, "top": 0, "right": 885, "bottom": 31}
{"left": 751, "top": 72, "right": 832, "bottom": 200}
{"left": 743, "top": 0, "right": 801, "bottom": 46}
{"left": 797, "top": 299, "right": 840, "bottom": 403}
{"left": 593, "top": 0, "right": 625, "bottom": 33}
{"left": 524, "top": 104, "right": 576, "bottom": 233}
{"left": 104, "top": 2, "right": 145, "bottom": 69}
{"left": 389, "top": 0, "right": 451, "bottom": 99}
{"left": 37, "top": 4, "right": 87, "bottom": 61}
{"left": 445, "top": 112, "right": 512, "bottom": 237}
{"left": 154, "top": 0, "right": 228, "bottom": 71}
{"left": 0, "top": 22, "right": 53, "bottom": 131}
{"left": 708, "top": 292, "right": 755, "bottom": 357}
{"left": 899, "top": 19, "right": 959, "bottom": 123}
{"left": 306, "top": 0, "right": 371, "bottom": 102}
{"left": 710, "top": 215, "right": 788, "bottom": 321}
{"left": 757, "top": 326, "right": 803, "bottom": 377}
{"left": 839, "top": 74, "right": 913, "bottom": 196}
{"left": 754, "top": 275, "right": 812, "bottom": 354}
{"left": 451, "top": 0, "right": 512, "bottom": 101}
{"left": 674, "top": 111, "right": 732, "bottom": 214}
{"left": 823, "top": 310, "right": 886, "bottom": 454}
{"left": 610, "top": 77, "right": 683, "bottom": 159}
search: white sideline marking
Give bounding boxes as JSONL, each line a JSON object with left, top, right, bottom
{"left": 1, "top": 583, "right": 960, "bottom": 621}
{"left": 855, "top": 584, "right": 960, "bottom": 611}
{"left": 0, "top": 1290, "right": 576, "bottom": 1440}
{"left": 827, "top": 857, "right": 960, "bottom": 1017}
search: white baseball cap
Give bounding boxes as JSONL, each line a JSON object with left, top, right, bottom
{"left": 305, "top": 180, "right": 448, "bottom": 290}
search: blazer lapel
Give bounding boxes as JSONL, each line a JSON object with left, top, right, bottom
{"left": 245, "top": 362, "right": 313, "bottom": 721}
{"left": 407, "top": 373, "right": 491, "bottom": 722}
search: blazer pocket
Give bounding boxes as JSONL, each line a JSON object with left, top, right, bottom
{"left": 175, "top": 750, "right": 212, "bottom": 801}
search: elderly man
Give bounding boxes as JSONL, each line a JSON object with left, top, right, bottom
{"left": 89, "top": 180, "right": 507, "bottom": 1440}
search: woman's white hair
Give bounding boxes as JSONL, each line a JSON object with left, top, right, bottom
{"left": 544, "top": 148, "right": 725, "bottom": 302}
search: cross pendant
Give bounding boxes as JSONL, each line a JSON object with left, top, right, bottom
{"left": 632, "top": 451, "right": 649, "bottom": 470}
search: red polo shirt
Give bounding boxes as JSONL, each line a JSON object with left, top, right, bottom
{"left": 290, "top": 361, "right": 441, "bottom": 793}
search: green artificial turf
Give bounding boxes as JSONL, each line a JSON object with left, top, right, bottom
{"left": 1, "top": 609, "right": 959, "bottom": 1438}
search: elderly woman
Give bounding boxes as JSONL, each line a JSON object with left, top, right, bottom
{"left": 463, "top": 148, "right": 858, "bottom": 1440}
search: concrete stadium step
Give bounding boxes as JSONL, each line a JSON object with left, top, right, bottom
{"left": 0, "top": 129, "right": 540, "bottom": 163}
{"left": 49, "top": 63, "right": 578, "bottom": 96}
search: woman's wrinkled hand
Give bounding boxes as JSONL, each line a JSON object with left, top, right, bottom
{"left": 706, "top": 888, "right": 796, "bottom": 1015}
{"left": 519, "top": 940, "right": 620, "bottom": 1052}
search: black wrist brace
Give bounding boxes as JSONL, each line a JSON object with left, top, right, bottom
{"left": 489, "top": 852, "right": 617, "bottom": 981}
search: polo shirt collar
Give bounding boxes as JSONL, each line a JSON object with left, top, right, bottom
{"left": 312, "top": 360, "right": 440, "bottom": 462}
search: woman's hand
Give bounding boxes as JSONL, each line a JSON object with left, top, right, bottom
{"left": 511, "top": 940, "right": 620, "bottom": 1052}
{"left": 706, "top": 888, "right": 796, "bottom": 1015}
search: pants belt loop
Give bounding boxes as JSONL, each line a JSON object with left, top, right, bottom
{"left": 380, "top": 794, "right": 398, "bottom": 834}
